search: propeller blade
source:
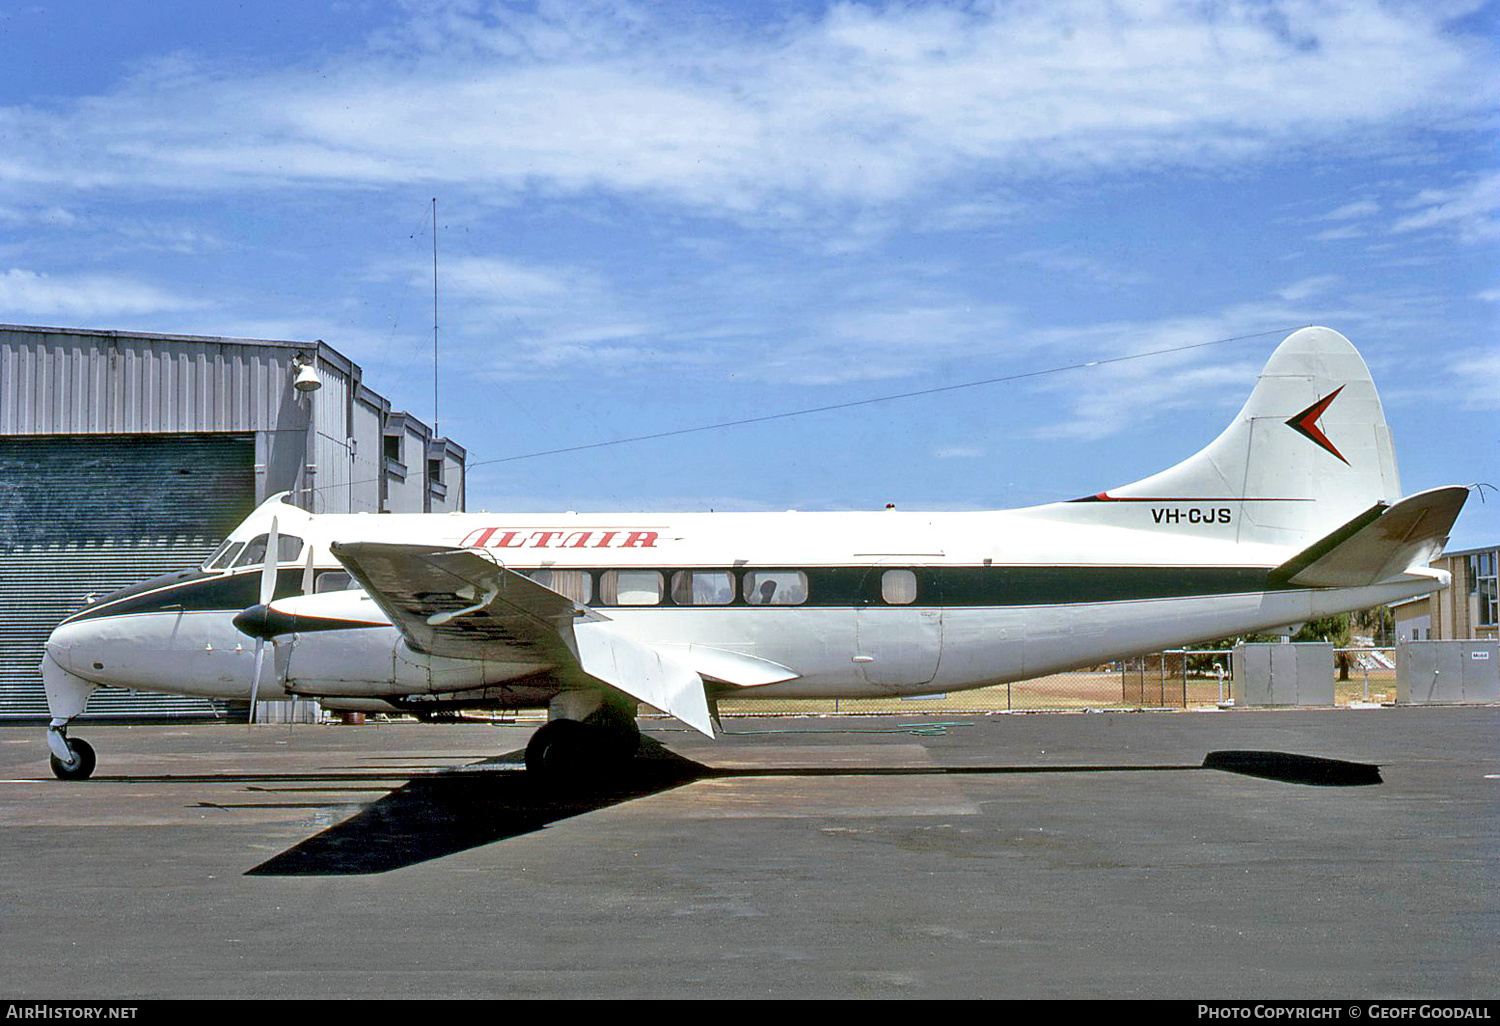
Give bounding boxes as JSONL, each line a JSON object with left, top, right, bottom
{"left": 302, "top": 545, "right": 315, "bottom": 596}
{"left": 259, "top": 516, "right": 279, "bottom": 607}
{"left": 248, "top": 638, "right": 265, "bottom": 725}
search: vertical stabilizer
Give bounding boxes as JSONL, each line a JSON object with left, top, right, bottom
{"left": 1086, "top": 327, "right": 1402, "bottom": 549}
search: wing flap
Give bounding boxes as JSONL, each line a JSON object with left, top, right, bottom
{"left": 573, "top": 623, "right": 715, "bottom": 737}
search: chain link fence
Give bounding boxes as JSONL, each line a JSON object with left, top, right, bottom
{"left": 715, "top": 647, "right": 1400, "bottom": 715}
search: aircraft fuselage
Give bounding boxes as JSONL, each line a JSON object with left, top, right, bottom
{"left": 46, "top": 506, "right": 1444, "bottom": 708}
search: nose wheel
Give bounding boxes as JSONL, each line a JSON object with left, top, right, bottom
{"left": 48, "top": 731, "right": 96, "bottom": 781}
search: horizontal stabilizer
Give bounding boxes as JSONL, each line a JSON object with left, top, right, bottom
{"left": 1270, "top": 486, "right": 1469, "bottom": 588}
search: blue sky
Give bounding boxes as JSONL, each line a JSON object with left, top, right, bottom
{"left": 1, "top": 0, "right": 1496, "bottom": 547}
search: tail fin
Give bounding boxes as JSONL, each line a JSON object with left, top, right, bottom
{"left": 1077, "top": 327, "right": 1403, "bottom": 549}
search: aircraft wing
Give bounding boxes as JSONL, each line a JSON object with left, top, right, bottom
{"left": 329, "top": 542, "right": 715, "bottom": 735}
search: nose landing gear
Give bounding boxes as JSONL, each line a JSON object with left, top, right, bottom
{"left": 43, "top": 654, "right": 100, "bottom": 780}
{"left": 47, "top": 726, "right": 96, "bottom": 781}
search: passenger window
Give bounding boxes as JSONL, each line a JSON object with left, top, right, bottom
{"left": 528, "top": 570, "right": 593, "bottom": 604}
{"left": 314, "top": 571, "right": 354, "bottom": 594}
{"left": 744, "top": 570, "right": 808, "bottom": 605}
{"left": 881, "top": 569, "right": 918, "bottom": 604}
{"left": 670, "top": 571, "right": 736, "bottom": 606}
{"left": 599, "top": 570, "right": 663, "bottom": 606}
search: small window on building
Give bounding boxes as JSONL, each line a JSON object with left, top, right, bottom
{"left": 744, "top": 570, "right": 809, "bottom": 605}
{"left": 314, "top": 571, "right": 354, "bottom": 594}
{"left": 384, "top": 435, "right": 402, "bottom": 464}
{"left": 881, "top": 569, "right": 918, "bottom": 604}
{"left": 528, "top": 569, "right": 592, "bottom": 604}
{"left": 428, "top": 458, "right": 443, "bottom": 485}
{"left": 1473, "top": 552, "right": 1499, "bottom": 627}
{"left": 670, "top": 570, "right": 736, "bottom": 605}
{"left": 599, "top": 570, "right": 663, "bottom": 606}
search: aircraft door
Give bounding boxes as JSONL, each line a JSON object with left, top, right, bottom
{"left": 854, "top": 565, "right": 942, "bottom": 687}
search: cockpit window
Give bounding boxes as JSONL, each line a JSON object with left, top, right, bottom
{"left": 231, "top": 534, "right": 305, "bottom": 568}
{"left": 203, "top": 540, "right": 244, "bottom": 571}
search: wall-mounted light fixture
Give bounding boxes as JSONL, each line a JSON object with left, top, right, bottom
{"left": 292, "top": 353, "right": 322, "bottom": 393}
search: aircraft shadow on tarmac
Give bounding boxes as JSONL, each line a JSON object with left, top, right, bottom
{"left": 243, "top": 740, "right": 1381, "bottom": 877}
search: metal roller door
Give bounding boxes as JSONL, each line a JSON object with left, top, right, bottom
{"left": 0, "top": 434, "right": 256, "bottom": 718}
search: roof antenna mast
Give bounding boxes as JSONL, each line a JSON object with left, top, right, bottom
{"left": 432, "top": 196, "right": 439, "bottom": 438}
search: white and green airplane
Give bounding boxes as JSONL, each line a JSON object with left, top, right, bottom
{"left": 42, "top": 327, "right": 1466, "bottom": 780}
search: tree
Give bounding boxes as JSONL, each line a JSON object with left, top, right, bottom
{"left": 1293, "top": 614, "right": 1354, "bottom": 679}
{"left": 1352, "top": 605, "right": 1394, "bottom": 646}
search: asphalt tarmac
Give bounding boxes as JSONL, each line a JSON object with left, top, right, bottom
{"left": 1, "top": 707, "right": 1495, "bottom": 1000}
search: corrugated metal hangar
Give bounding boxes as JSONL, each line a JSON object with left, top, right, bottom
{"left": 0, "top": 323, "right": 467, "bottom": 719}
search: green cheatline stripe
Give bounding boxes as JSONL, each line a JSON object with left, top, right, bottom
{"left": 68, "top": 563, "right": 1291, "bottom": 624}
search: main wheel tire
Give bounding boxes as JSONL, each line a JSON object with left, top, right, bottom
{"left": 592, "top": 713, "right": 641, "bottom": 763}
{"left": 49, "top": 738, "right": 96, "bottom": 781}
{"left": 525, "top": 719, "right": 592, "bottom": 780}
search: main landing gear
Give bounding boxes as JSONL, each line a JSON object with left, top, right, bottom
{"left": 524, "top": 694, "right": 641, "bottom": 783}
{"left": 47, "top": 726, "right": 96, "bottom": 781}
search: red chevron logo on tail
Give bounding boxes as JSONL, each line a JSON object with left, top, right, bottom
{"left": 1286, "top": 386, "right": 1348, "bottom": 464}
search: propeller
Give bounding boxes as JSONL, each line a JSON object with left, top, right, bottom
{"left": 301, "top": 544, "right": 316, "bottom": 597}
{"left": 245, "top": 517, "right": 277, "bottom": 724}
{"left": 229, "top": 520, "right": 325, "bottom": 724}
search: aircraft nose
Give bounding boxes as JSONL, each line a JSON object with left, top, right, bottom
{"left": 45, "top": 619, "right": 95, "bottom": 677}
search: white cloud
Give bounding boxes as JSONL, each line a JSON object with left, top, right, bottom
{"left": 0, "top": 205, "right": 77, "bottom": 227}
{"left": 1448, "top": 348, "right": 1500, "bottom": 409}
{"left": 763, "top": 300, "right": 1020, "bottom": 385}
{"left": 1027, "top": 329, "right": 1268, "bottom": 444}
{"left": 1277, "top": 275, "right": 1341, "bottom": 301}
{"left": 0, "top": 268, "right": 207, "bottom": 320}
{"left": 439, "top": 257, "right": 579, "bottom": 301}
{"left": 374, "top": 253, "right": 676, "bottom": 379}
{"left": 1311, "top": 223, "right": 1367, "bottom": 242}
{"left": 1011, "top": 248, "right": 1151, "bottom": 287}
{"left": 1320, "top": 199, "right": 1381, "bottom": 221}
{"left": 1, "top": 1, "right": 1492, "bottom": 223}
{"left": 1017, "top": 293, "right": 1360, "bottom": 443}
{"left": 1392, "top": 171, "right": 1500, "bottom": 242}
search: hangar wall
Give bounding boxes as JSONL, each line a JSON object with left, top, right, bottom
{"left": 0, "top": 323, "right": 467, "bottom": 719}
